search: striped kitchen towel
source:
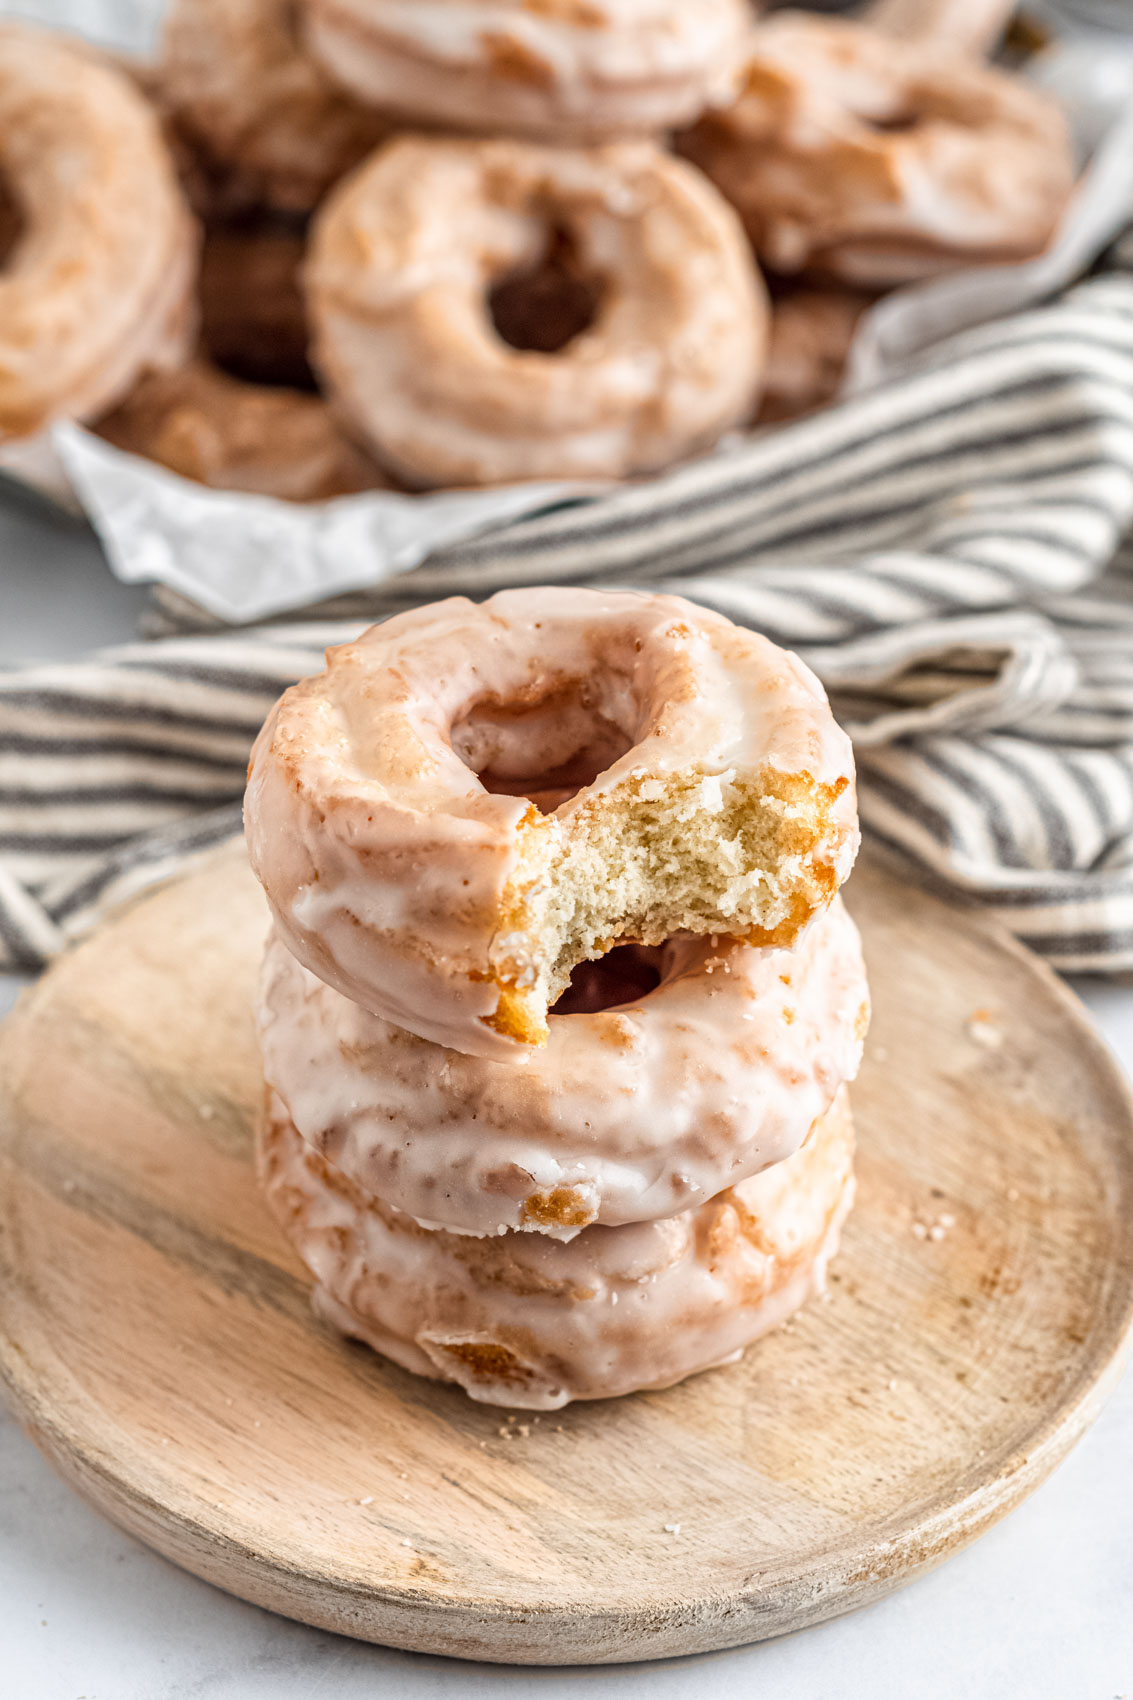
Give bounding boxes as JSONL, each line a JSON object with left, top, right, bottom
{"left": 3, "top": 270, "right": 1133, "bottom": 975}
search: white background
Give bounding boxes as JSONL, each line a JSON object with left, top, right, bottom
{"left": 0, "top": 499, "right": 1131, "bottom": 1697}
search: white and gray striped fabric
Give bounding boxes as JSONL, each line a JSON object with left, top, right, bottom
{"left": 4, "top": 270, "right": 1133, "bottom": 975}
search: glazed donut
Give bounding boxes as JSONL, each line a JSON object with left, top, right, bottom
{"left": 198, "top": 220, "right": 312, "bottom": 389}
{"left": 94, "top": 361, "right": 389, "bottom": 502}
{"left": 865, "top": 0, "right": 1017, "bottom": 58}
{"left": 758, "top": 285, "right": 874, "bottom": 425}
{"left": 257, "top": 1083, "right": 856, "bottom": 1409}
{"left": 257, "top": 898, "right": 868, "bottom": 1237}
{"left": 679, "top": 12, "right": 1075, "bottom": 286}
{"left": 303, "top": 0, "right": 751, "bottom": 143}
{"left": 160, "top": 0, "right": 390, "bottom": 214}
{"left": 304, "top": 135, "right": 767, "bottom": 488}
{"left": 244, "top": 588, "right": 859, "bottom": 1061}
{"left": 0, "top": 26, "right": 198, "bottom": 442}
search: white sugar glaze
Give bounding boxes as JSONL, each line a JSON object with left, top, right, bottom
{"left": 257, "top": 898, "right": 868, "bottom": 1238}
{"left": 681, "top": 11, "right": 1074, "bottom": 286}
{"left": 304, "top": 0, "right": 750, "bottom": 140}
{"left": 258, "top": 1086, "right": 856, "bottom": 1409}
{"left": 0, "top": 23, "right": 197, "bottom": 441}
{"left": 304, "top": 136, "right": 766, "bottom": 488}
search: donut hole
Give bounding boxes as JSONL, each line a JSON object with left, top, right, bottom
{"left": 0, "top": 171, "right": 25, "bottom": 267}
{"left": 488, "top": 226, "right": 605, "bottom": 355}
{"left": 449, "top": 659, "right": 849, "bottom": 1050}
{"left": 198, "top": 218, "right": 316, "bottom": 391}
{"left": 551, "top": 943, "right": 664, "bottom": 1016}
{"left": 452, "top": 686, "right": 635, "bottom": 808}
{"left": 489, "top": 758, "right": 848, "bottom": 1049}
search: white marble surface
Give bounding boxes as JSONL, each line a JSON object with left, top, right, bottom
{"left": 0, "top": 504, "right": 1131, "bottom": 1698}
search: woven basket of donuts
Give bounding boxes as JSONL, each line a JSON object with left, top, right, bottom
{"left": 0, "top": 2, "right": 1077, "bottom": 539}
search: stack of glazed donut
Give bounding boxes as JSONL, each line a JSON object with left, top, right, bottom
{"left": 0, "top": 2, "right": 1076, "bottom": 498}
{"left": 245, "top": 586, "right": 872, "bottom": 1409}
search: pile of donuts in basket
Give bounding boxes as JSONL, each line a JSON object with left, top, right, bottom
{"left": 0, "top": 0, "right": 1076, "bottom": 499}
{"left": 245, "top": 587, "right": 872, "bottom": 1408}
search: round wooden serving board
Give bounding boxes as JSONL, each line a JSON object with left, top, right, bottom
{"left": 1, "top": 844, "right": 1132, "bottom": 1665}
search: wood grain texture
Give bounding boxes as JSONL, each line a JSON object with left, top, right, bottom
{"left": 0, "top": 842, "right": 1131, "bottom": 1665}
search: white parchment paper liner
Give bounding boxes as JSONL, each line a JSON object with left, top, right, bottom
{"left": 51, "top": 431, "right": 594, "bottom": 622}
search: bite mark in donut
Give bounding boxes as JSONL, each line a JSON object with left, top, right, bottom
{"left": 481, "top": 759, "right": 852, "bottom": 1048}
{"left": 245, "top": 588, "right": 860, "bottom": 1063}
